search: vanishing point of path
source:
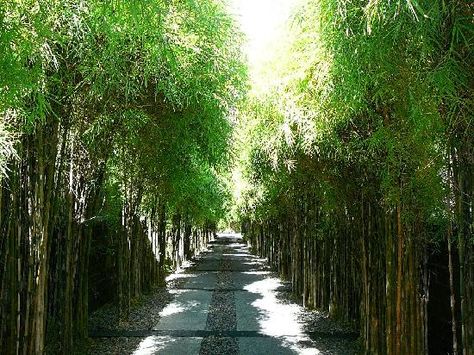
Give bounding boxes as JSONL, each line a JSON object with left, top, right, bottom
{"left": 93, "top": 233, "right": 358, "bottom": 354}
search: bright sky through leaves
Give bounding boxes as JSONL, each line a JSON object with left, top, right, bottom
{"left": 227, "top": 0, "right": 298, "bottom": 210}
{"left": 229, "top": 0, "right": 297, "bottom": 78}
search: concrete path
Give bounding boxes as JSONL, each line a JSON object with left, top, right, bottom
{"left": 132, "top": 233, "right": 355, "bottom": 354}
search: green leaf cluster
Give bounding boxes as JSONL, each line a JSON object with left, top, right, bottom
{"left": 233, "top": 0, "right": 473, "bottom": 230}
{"left": 0, "top": 0, "right": 247, "bottom": 226}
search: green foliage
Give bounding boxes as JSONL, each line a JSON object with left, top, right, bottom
{"left": 232, "top": 0, "right": 473, "bottom": 231}
{"left": 0, "top": 0, "right": 246, "bottom": 226}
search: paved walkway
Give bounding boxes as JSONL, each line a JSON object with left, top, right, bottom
{"left": 132, "top": 233, "right": 356, "bottom": 354}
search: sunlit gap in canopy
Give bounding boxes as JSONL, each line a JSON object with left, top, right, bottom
{"left": 229, "top": 0, "right": 298, "bottom": 88}
{"left": 227, "top": 0, "right": 299, "bottom": 210}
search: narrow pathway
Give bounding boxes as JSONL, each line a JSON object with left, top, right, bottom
{"left": 129, "top": 233, "right": 357, "bottom": 354}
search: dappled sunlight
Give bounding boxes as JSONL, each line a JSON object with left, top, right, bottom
{"left": 133, "top": 336, "right": 175, "bottom": 355}
{"left": 159, "top": 300, "right": 198, "bottom": 317}
{"left": 158, "top": 292, "right": 207, "bottom": 316}
{"left": 166, "top": 272, "right": 198, "bottom": 282}
{"left": 243, "top": 277, "right": 281, "bottom": 294}
{"left": 133, "top": 335, "right": 203, "bottom": 355}
{"left": 242, "top": 277, "right": 321, "bottom": 354}
{"left": 226, "top": 242, "right": 248, "bottom": 249}
{"left": 223, "top": 253, "right": 249, "bottom": 257}
{"left": 217, "top": 232, "right": 243, "bottom": 239}
{"left": 241, "top": 260, "right": 267, "bottom": 268}
{"left": 243, "top": 271, "right": 271, "bottom": 275}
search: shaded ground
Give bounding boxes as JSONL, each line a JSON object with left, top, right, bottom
{"left": 89, "top": 233, "right": 359, "bottom": 354}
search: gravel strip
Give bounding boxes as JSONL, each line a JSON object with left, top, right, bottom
{"left": 200, "top": 251, "right": 239, "bottom": 354}
{"left": 205, "top": 291, "right": 236, "bottom": 331}
{"left": 199, "top": 336, "right": 239, "bottom": 355}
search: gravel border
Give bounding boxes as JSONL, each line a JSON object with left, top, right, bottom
{"left": 87, "top": 258, "right": 200, "bottom": 354}
{"left": 200, "top": 247, "right": 239, "bottom": 354}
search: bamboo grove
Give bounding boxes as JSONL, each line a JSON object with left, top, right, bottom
{"left": 0, "top": 0, "right": 245, "bottom": 353}
{"left": 233, "top": 1, "right": 473, "bottom": 354}
{"left": 1, "top": 0, "right": 473, "bottom": 354}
